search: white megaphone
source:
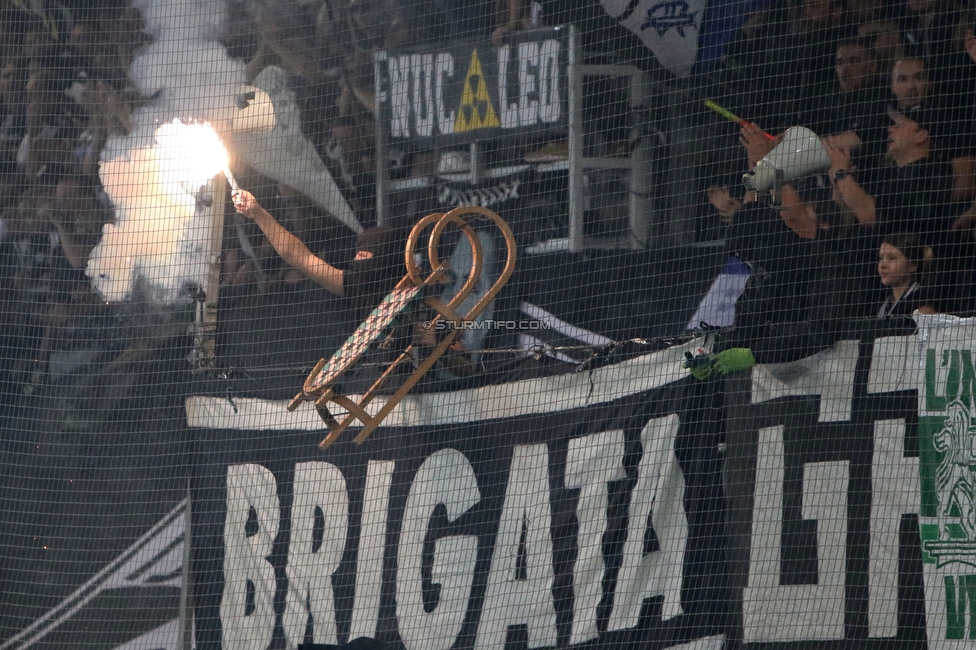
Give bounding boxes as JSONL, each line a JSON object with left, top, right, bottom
{"left": 742, "top": 126, "right": 829, "bottom": 194}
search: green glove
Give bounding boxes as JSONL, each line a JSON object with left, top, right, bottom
{"left": 689, "top": 363, "right": 715, "bottom": 380}
{"left": 683, "top": 352, "right": 715, "bottom": 380}
{"left": 711, "top": 348, "right": 756, "bottom": 375}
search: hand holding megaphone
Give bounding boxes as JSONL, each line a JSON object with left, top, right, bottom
{"left": 740, "top": 123, "right": 784, "bottom": 169}
{"left": 742, "top": 126, "right": 830, "bottom": 194}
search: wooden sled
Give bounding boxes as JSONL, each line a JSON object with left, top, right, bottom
{"left": 286, "top": 206, "right": 517, "bottom": 450}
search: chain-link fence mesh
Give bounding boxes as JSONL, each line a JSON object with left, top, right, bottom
{"left": 2, "top": 0, "right": 976, "bottom": 648}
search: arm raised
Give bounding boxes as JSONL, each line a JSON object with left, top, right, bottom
{"left": 233, "top": 190, "right": 344, "bottom": 296}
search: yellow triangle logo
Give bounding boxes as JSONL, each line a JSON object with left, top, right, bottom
{"left": 455, "top": 49, "right": 500, "bottom": 132}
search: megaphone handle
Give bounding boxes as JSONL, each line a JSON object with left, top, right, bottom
{"left": 770, "top": 168, "right": 785, "bottom": 207}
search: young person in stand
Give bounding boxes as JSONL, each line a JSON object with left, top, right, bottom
{"left": 876, "top": 232, "right": 937, "bottom": 318}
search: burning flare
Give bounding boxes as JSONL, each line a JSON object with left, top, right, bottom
{"left": 153, "top": 119, "right": 237, "bottom": 194}
{"left": 87, "top": 119, "right": 237, "bottom": 303}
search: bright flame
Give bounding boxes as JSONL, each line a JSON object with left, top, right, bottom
{"left": 154, "top": 119, "right": 233, "bottom": 193}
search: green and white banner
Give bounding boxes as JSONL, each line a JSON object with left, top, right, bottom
{"left": 917, "top": 314, "right": 976, "bottom": 645}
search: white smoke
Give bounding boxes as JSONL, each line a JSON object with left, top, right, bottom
{"left": 87, "top": 0, "right": 249, "bottom": 303}
{"left": 88, "top": 0, "right": 362, "bottom": 304}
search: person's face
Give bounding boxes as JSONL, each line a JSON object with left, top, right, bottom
{"left": 891, "top": 59, "right": 930, "bottom": 109}
{"left": 877, "top": 243, "right": 917, "bottom": 288}
{"left": 354, "top": 250, "right": 374, "bottom": 261}
{"left": 836, "top": 44, "right": 877, "bottom": 91}
{"left": 886, "top": 113, "right": 925, "bottom": 155}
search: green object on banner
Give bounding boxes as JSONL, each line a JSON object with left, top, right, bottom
{"left": 689, "top": 363, "right": 714, "bottom": 381}
{"left": 712, "top": 348, "right": 756, "bottom": 375}
{"left": 683, "top": 350, "right": 715, "bottom": 380}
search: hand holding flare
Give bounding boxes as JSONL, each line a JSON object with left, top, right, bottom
{"left": 224, "top": 166, "right": 239, "bottom": 195}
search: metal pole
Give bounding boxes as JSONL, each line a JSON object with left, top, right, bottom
{"left": 375, "top": 51, "right": 389, "bottom": 226}
{"left": 629, "top": 70, "right": 654, "bottom": 249}
{"left": 190, "top": 175, "right": 226, "bottom": 369}
{"left": 665, "top": 84, "right": 699, "bottom": 246}
{"left": 180, "top": 481, "right": 193, "bottom": 650}
{"left": 566, "top": 25, "right": 583, "bottom": 253}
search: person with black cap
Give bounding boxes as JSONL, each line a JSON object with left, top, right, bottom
{"left": 824, "top": 106, "right": 956, "bottom": 242}
{"left": 819, "top": 55, "right": 976, "bottom": 192}
{"left": 232, "top": 189, "right": 402, "bottom": 313}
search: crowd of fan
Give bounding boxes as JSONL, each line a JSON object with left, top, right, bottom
{"left": 0, "top": 0, "right": 543, "bottom": 394}
{"left": 706, "top": 0, "right": 976, "bottom": 328}
{"left": 3, "top": 0, "right": 976, "bottom": 395}
{"left": 0, "top": 2, "right": 148, "bottom": 394}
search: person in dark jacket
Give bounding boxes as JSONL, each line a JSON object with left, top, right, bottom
{"left": 688, "top": 178, "right": 828, "bottom": 378}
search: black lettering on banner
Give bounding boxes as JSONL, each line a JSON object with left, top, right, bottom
{"left": 11, "top": 319, "right": 965, "bottom": 649}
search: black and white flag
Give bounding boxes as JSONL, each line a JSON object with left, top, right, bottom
{"left": 185, "top": 341, "right": 728, "bottom": 650}
{"left": 600, "top": 0, "right": 706, "bottom": 77}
